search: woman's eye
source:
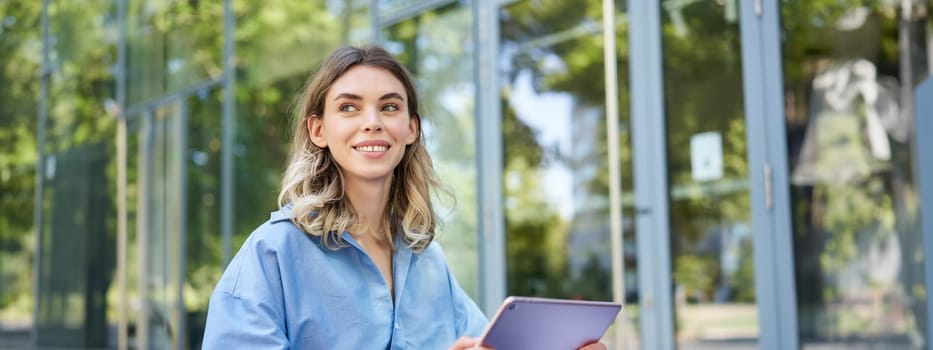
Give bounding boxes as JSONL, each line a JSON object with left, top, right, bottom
{"left": 339, "top": 104, "right": 358, "bottom": 112}
{"left": 382, "top": 104, "right": 399, "bottom": 112}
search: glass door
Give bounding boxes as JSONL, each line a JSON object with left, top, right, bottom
{"left": 658, "top": 1, "right": 759, "bottom": 348}
{"left": 779, "top": 1, "right": 932, "bottom": 348}
{"left": 495, "top": 0, "right": 638, "bottom": 347}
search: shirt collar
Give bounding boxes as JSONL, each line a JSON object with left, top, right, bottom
{"left": 271, "top": 205, "right": 414, "bottom": 258}
{"left": 271, "top": 206, "right": 414, "bottom": 304}
{"left": 269, "top": 205, "right": 293, "bottom": 223}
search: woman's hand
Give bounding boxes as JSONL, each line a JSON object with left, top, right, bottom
{"left": 448, "top": 336, "right": 493, "bottom": 350}
{"left": 577, "top": 341, "right": 608, "bottom": 350}
{"left": 448, "top": 337, "right": 605, "bottom": 350}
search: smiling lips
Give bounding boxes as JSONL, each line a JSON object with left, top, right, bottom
{"left": 353, "top": 140, "right": 391, "bottom": 153}
{"left": 355, "top": 145, "right": 389, "bottom": 152}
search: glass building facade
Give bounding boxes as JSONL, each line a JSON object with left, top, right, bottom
{"left": 1, "top": 0, "right": 932, "bottom": 349}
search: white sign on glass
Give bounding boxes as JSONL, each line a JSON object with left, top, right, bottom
{"left": 690, "top": 131, "right": 723, "bottom": 182}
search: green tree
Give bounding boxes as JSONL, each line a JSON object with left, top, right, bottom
{"left": 498, "top": 0, "right": 611, "bottom": 300}
{"left": 0, "top": 0, "right": 41, "bottom": 319}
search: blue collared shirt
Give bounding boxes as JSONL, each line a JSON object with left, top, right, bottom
{"left": 202, "top": 208, "right": 489, "bottom": 349}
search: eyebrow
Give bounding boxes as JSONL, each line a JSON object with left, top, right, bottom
{"left": 333, "top": 92, "right": 405, "bottom": 101}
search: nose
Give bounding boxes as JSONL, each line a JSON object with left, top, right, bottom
{"left": 361, "top": 108, "right": 383, "bottom": 132}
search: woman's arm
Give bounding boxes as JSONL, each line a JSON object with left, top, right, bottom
{"left": 202, "top": 291, "right": 288, "bottom": 349}
{"left": 202, "top": 229, "right": 289, "bottom": 349}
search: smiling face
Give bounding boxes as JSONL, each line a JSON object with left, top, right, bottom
{"left": 307, "top": 65, "right": 419, "bottom": 185}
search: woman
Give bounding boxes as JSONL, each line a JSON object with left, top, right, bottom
{"left": 202, "top": 45, "right": 606, "bottom": 349}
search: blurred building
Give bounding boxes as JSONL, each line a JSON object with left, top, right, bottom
{"left": 1, "top": 0, "right": 932, "bottom": 349}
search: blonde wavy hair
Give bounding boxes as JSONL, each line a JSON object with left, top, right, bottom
{"left": 278, "top": 45, "right": 442, "bottom": 253}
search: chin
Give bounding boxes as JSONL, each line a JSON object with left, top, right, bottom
{"left": 348, "top": 168, "right": 396, "bottom": 182}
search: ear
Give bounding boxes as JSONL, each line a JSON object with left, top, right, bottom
{"left": 307, "top": 116, "right": 328, "bottom": 148}
{"left": 406, "top": 114, "right": 420, "bottom": 145}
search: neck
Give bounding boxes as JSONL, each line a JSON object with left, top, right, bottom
{"left": 344, "top": 174, "right": 393, "bottom": 242}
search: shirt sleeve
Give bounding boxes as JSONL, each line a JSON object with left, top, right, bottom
{"left": 201, "top": 291, "right": 289, "bottom": 349}
{"left": 449, "top": 268, "right": 490, "bottom": 338}
{"left": 202, "top": 232, "right": 289, "bottom": 349}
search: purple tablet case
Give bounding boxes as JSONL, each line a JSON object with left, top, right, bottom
{"left": 478, "top": 296, "right": 622, "bottom": 350}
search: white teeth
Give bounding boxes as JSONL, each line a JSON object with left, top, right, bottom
{"left": 355, "top": 145, "right": 388, "bottom": 152}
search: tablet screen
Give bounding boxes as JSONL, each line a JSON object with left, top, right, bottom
{"left": 477, "top": 296, "right": 622, "bottom": 350}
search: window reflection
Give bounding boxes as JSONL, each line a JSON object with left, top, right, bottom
{"left": 379, "top": 0, "right": 429, "bottom": 17}
{"left": 183, "top": 90, "right": 225, "bottom": 348}
{"left": 781, "top": 2, "right": 932, "bottom": 348}
{"left": 126, "top": 0, "right": 223, "bottom": 106}
{"left": 232, "top": 0, "right": 371, "bottom": 250}
{"left": 382, "top": 2, "right": 479, "bottom": 296}
{"left": 659, "top": 0, "right": 758, "bottom": 348}
{"left": 141, "top": 103, "right": 185, "bottom": 350}
{"left": 499, "top": 0, "right": 612, "bottom": 302}
{"left": 0, "top": 1, "right": 44, "bottom": 348}
{"left": 34, "top": 1, "right": 120, "bottom": 348}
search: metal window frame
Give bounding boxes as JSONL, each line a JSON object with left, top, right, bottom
{"left": 116, "top": 0, "right": 129, "bottom": 347}
{"left": 123, "top": 79, "right": 222, "bottom": 119}
{"left": 32, "top": 0, "right": 51, "bottom": 347}
{"left": 628, "top": 1, "right": 676, "bottom": 349}
{"left": 377, "top": 0, "right": 457, "bottom": 27}
{"left": 473, "top": 0, "right": 507, "bottom": 316}
{"left": 917, "top": 78, "right": 933, "bottom": 350}
{"left": 221, "top": 0, "right": 235, "bottom": 267}
{"left": 738, "top": 1, "right": 799, "bottom": 349}
{"left": 137, "top": 109, "right": 153, "bottom": 350}
{"left": 175, "top": 99, "right": 189, "bottom": 350}
{"left": 601, "top": 0, "right": 626, "bottom": 348}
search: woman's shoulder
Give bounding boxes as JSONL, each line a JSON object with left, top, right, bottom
{"left": 241, "top": 206, "right": 321, "bottom": 252}
{"left": 411, "top": 240, "right": 452, "bottom": 268}
{"left": 214, "top": 207, "right": 321, "bottom": 296}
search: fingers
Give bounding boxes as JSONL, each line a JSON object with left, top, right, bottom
{"left": 577, "top": 341, "right": 608, "bottom": 350}
{"left": 448, "top": 336, "right": 494, "bottom": 350}
{"left": 448, "top": 336, "right": 474, "bottom": 350}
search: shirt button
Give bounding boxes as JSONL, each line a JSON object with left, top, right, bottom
{"left": 395, "top": 324, "right": 400, "bottom": 329}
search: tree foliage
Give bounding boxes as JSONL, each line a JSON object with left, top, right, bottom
{"left": 0, "top": 0, "right": 41, "bottom": 315}
{"left": 498, "top": 0, "right": 614, "bottom": 300}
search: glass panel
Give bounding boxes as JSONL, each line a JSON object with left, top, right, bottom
{"left": 184, "top": 88, "right": 224, "bottom": 349}
{"left": 499, "top": 2, "right": 640, "bottom": 348}
{"left": 35, "top": 1, "right": 120, "bottom": 348}
{"left": 0, "top": 1, "right": 42, "bottom": 348}
{"left": 126, "top": 0, "right": 223, "bottom": 106}
{"left": 499, "top": 0, "right": 609, "bottom": 300}
{"left": 38, "top": 143, "right": 115, "bottom": 348}
{"left": 141, "top": 102, "right": 185, "bottom": 349}
{"left": 379, "top": 0, "right": 436, "bottom": 18}
{"left": 125, "top": 113, "right": 143, "bottom": 348}
{"left": 382, "top": 2, "right": 479, "bottom": 296}
{"left": 780, "top": 1, "right": 932, "bottom": 348}
{"left": 233, "top": 0, "right": 370, "bottom": 248}
{"left": 659, "top": 1, "right": 758, "bottom": 348}
{"left": 613, "top": 1, "right": 639, "bottom": 348}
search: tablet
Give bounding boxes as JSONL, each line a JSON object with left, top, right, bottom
{"left": 477, "top": 296, "right": 622, "bottom": 350}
